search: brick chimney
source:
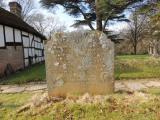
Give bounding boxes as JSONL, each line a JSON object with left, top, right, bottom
{"left": 9, "top": 2, "right": 22, "bottom": 18}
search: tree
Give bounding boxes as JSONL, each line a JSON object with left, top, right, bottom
{"left": 147, "top": 17, "right": 160, "bottom": 57}
{"left": 126, "top": 12, "right": 148, "bottom": 54}
{"left": 29, "top": 13, "right": 47, "bottom": 34}
{"left": 46, "top": 17, "right": 66, "bottom": 39}
{"left": 0, "top": 0, "right": 6, "bottom": 8}
{"left": 17, "top": 0, "right": 35, "bottom": 22}
{"left": 40, "top": 0, "right": 142, "bottom": 32}
{"left": 139, "top": 0, "right": 160, "bottom": 56}
{"left": 29, "top": 13, "right": 66, "bottom": 39}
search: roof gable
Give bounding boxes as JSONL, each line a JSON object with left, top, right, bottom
{"left": 0, "top": 7, "right": 46, "bottom": 40}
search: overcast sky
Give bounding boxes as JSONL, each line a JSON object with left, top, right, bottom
{"left": 5, "top": 0, "right": 128, "bottom": 32}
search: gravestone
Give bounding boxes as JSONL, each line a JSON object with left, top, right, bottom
{"left": 45, "top": 31, "right": 114, "bottom": 97}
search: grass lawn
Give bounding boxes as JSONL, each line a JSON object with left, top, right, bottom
{"left": 0, "top": 55, "right": 160, "bottom": 120}
{"left": 0, "top": 63, "right": 46, "bottom": 85}
{"left": 115, "top": 55, "right": 160, "bottom": 80}
{"left": 0, "top": 91, "right": 160, "bottom": 120}
{"left": 0, "top": 93, "right": 33, "bottom": 120}
{"left": 1, "top": 55, "right": 160, "bottom": 85}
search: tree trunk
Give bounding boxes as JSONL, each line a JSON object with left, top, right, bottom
{"left": 133, "top": 44, "right": 137, "bottom": 55}
{"left": 148, "top": 45, "right": 153, "bottom": 55}
{"left": 152, "top": 39, "right": 159, "bottom": 57}
{"left": 95, "top": 0, "right": 103, "bottom": 31}
{"left": 133, "top": 39, "right": 137, "bottom": 55}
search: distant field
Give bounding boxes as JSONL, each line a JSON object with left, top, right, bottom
{"left": 115, "top": 55, "right": 160, "bottom": 80}
{"left": 1, "top": 55, "right": 160, "bottom": 84}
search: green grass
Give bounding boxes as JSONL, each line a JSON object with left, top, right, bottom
{"left": 1, "top": 55, "right": 160, "bottom": 120}
{"left": 143, "top": 88, "right": 160, "bottom": 96}
{"left": 0, "top": 92, "right": 160, "bottom": 120}
{"left": 1, "top": 55, "right": 160, "bottom": 85}
{"left": 115, "top": 55, "right": 160, "bottom": 80}
{"left": 116, "top": 54, "right": 149, "bottom": 60}
{"left": 0, "top": 63, "right": 46, "bottom": 85}
{"left": 0, "top": 93, "right": 33, "bottom": 120}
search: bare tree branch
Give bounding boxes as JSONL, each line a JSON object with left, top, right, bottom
{"left": 17, "top": 0, "right": 35, "bottom": 22}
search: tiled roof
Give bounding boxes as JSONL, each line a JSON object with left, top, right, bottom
{"left": 0, "top": 7, "right": 46, "bottom": 40}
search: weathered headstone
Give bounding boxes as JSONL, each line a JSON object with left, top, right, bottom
{"left": 45, "top": 31, "right": 114, "bottom": 97}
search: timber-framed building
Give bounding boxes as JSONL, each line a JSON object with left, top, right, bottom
{"left": 0, "top": 2, "right": 46, "bottom": 76}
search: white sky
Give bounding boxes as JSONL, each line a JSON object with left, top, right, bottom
{"left": 4, "top": 0, "right": 128, "bottom": 32}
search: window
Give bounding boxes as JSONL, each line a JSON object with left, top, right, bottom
{"left": 0, "top": 25, "right": 5, "bottom": 47}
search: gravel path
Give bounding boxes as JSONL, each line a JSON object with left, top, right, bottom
{"left": 0, "top": 84, "right": 47, "bottom": 93}
{"left": 0, "top": 79, "right": 160, "bottom": 94}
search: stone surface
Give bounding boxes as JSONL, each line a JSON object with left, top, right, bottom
{"left": 0, "top": 86, "right": 10, "bottom": 91}
{"left": 45, "top": 31, "right": 115, "bottom": 96}
{"left": 0, "top": 80, "right": 160, "bottom": 94}
{"left": 115, "top": 82, "right": 127, "bottom": 92}
{"left": 145, "top": 81, "right": 160, "bottom": 87}
{"left": 25, "top": 85, "right": 47, "bottom": 91}
{"left": 2, "top": 86, "right": 25, "bottom": 93}
{"left": 124, "top": 82, "right": 147, "bottom": 91}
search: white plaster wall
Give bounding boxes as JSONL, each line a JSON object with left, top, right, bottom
{"left": 24, "top": 48, "right": 29, "bottom": 58}
{"left": 23, "top": 37, "right": 30, "bottom": 47}
{"left": 0, "top": 25, "right": 44, "bottom": 67}
{"left": 22, "top": 31, "right": 28, "bottom": 36}
{"left": 29, "top": 48, "right": 32, "bottom": 57}
{"left": 35, "top": 49, "right": 38, "bottom": 56}
{"left": 39, "top": 50, "right": 41, "bottom": 56}
{"left": 0, "top": 25, "right": 5, "bottom": 47}
{"left": 25, "top": 59, "right": 29, "bottom": 67}
{"left": 5, "top": 26, "right": 14, "bottom": 42}
{"left": 39, "top": 51, "right": 42, "bottom": 56}
{"left": 34, "top": 36, "right": 38, "bottom": 41}
{"left": 35, "top": 42, "right": 38, "bottom": 48}
{"left": 38, "top": 43, "right": 40, "bottom": 48}
{"left": 40, "top": 43, "right": 42, "bottom": 49}
{"left": 29, "top": 34, "right": 33, "bottom": 46}
{"left": 33, "top": 57, "right": 35, "bottom": 64}
{"left": 32, "top": 41, "right": 35, "bottom": 47}
{"left": 32, "top": 48, "right": 35, "bottom": 56}
{"left": 38, "top": 57, "right": 40, "bottom": 62}
{"left": 15, "top": 29, "right": 21, "bottom": 42}
{"left": 37, "top": 37, "right": 41, "bottom": 42}
{"left": 42, "top": 43, "right": 44, "bottom": 49}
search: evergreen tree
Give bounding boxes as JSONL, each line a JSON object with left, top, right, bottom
{"left": 40, "top": 0, "right": 142, "bottom": 32}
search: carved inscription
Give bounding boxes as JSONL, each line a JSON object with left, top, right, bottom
{"left": 45, "top": 31, "right": 115, "bottom": 96}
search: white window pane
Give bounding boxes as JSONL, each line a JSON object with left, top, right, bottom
{"left": 0, "top": 25, "right": 5, "bottom": 47}
{"left": 24, "top": 48, "right": 28, "bottom": 58}
{"left": 5, "top": 26, "right": 14, "bottom": 42}
{"left": 23, "top": 37, "right": 30, "bottom": 47}
{"left": 15, "top": 29, "right": 21, "bottom": 42}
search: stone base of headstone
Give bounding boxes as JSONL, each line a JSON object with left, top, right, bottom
{"left": 45, "top": 31, "right": 115, "bottom": 97}
{"left": 48, "top": 81, "right": 114, "bottom": 97}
